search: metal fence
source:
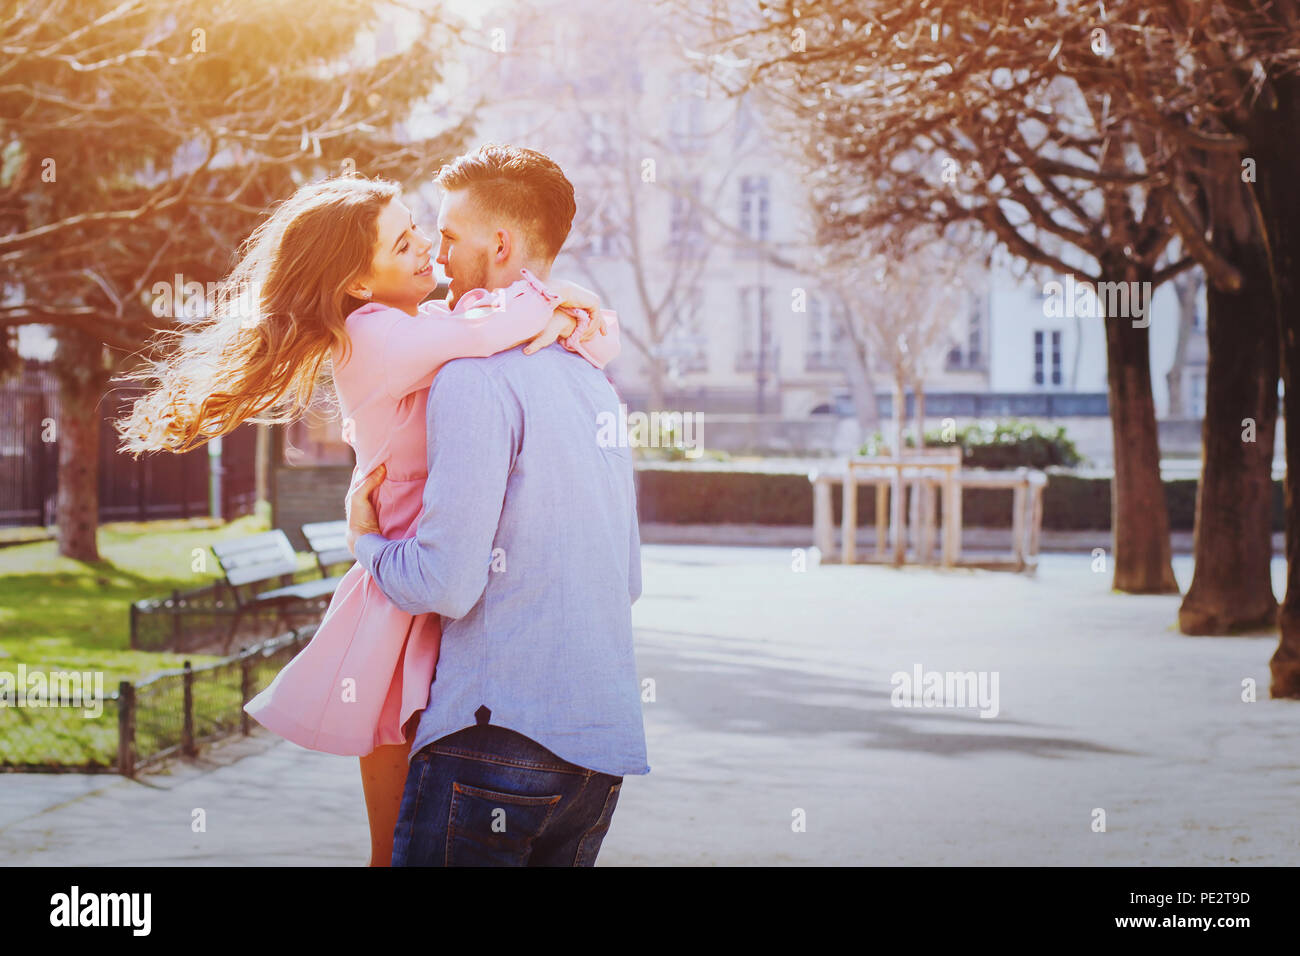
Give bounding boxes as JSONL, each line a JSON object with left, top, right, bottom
{"left": 0, "top": 625, "right": 315, "bottom": 775}
{"left": 129, "top": 578, "right": 332, "bottom": 652}
{"left": 0, "top": 359, "right": 259, "bottom": 526}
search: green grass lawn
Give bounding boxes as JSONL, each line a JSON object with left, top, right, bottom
{"left": 1, "top": 507, "right": 253, "bottom": 683}
{"left": 0, "top": 502, "right": 323, "bottom": 680}
{"left": 0, "top": 503, "right": 322, "bottom": 766}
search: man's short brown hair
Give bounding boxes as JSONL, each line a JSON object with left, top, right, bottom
{"left": 435, "top": 144, "right": 576, "bottom": 262}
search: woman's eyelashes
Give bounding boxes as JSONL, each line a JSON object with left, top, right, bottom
{"left": 398, "top": 225, "right": 429, "bottom": 257}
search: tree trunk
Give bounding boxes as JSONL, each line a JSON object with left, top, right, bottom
{"left": 842, "top": 334, "right": 881, "bottom": 443}
{"left": 1179, "top": 243, "right": 1278, "bottom": 634}
{"left": 1253, "top": 75, "right": 1300, "bottom": 697}
{"left": 645, "top": 354, "right": 667, "bottom": 412}
{"left": 1101, "top": 265, "right": 1179, "bottom": 593}
{"left": 891, "top": 378, "right": 905, "bottom": 454}
{"left": 53, "top": 329, "right": 110, "bottom": 562}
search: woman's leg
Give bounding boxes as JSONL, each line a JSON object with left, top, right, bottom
{"left": 360, "top": 712, "right": 422, "bottom": 867}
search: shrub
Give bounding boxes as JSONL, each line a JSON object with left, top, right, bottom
{"left": 860, "top": 418, "right": 1083, "bottom": 470}
{"left": 632, "top": 466, "right": 1285, "bottom": 532}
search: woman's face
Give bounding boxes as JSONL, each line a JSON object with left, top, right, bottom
{"left": 352, "top": 197, "right": 436, "bottom": 313}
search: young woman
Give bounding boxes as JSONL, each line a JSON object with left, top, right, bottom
{"left": 115, "top": 174, "right": 619, "bottom": 865}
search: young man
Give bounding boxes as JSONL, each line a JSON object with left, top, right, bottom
{"left": 346, "top": 144, "right": 648, "bottom": 866}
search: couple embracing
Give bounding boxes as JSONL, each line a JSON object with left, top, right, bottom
{"left": 117, "top": 144, "right": 649, "bottom": 867}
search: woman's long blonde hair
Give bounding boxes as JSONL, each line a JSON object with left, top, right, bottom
{"left": 115, "top": 174, "right": 401, "bottom": 456}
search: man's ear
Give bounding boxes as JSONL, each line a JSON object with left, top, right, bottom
{"left": 494, "top": 228, "right": 514, "bottom": 264}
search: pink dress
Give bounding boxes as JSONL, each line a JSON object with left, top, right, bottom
{"left": 244, "top": 269, "right": 620, "bottom": 755}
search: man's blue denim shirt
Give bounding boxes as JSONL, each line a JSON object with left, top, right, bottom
{"left": 356, "top": 344, "right": 649, "bottom": 777}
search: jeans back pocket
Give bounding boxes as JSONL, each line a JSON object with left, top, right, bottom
{"left": 445, "top": 782, "right": 563, "bottom": 867}
{"left": 574, "top": 781, "right": 622, "bottom": 867}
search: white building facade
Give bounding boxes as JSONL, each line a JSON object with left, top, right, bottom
{"left": 447, "top": 0, "right": 1207, "bottom": 446}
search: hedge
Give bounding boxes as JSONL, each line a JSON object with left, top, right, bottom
{"left": 866, "top": 418, "right": 1085, "bottom": 470}
{"left": 633, "top": 469, "right": 1288, "bottom": 532}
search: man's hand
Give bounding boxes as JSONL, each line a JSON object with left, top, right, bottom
{"left": 345, "top": 463, "right": 386, "bottom": 555}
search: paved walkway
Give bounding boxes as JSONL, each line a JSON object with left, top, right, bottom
{"left": 3, "top": 547, "right": 1297, "bottom": 866}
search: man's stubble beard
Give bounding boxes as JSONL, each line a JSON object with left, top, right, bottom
{"left": 447, "top": 248, "right": 495, "bottom": 309}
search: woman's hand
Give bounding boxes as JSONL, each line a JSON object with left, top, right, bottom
{"left": 522, "top": 279, "right": 607, "bottom": 354}
{"left": 550, "top": 279, "right": 601, "bottom": 317}
{"left": 549, "top": 279, "right": 606, "bottom": 342}
{"left": 576, "top": 308, "right": 608, "bottom": 341}
{"left": 523, "top": 309, "right": 579, "bottom": 355}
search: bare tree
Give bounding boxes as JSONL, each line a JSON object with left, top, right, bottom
{"left": 688, "top": 0, "right": 1298, "bottom": 605}
{"left": 563, "top": 102, "right": 739, "bottom": 411}
{"left": 829, "top": 233, "right": 976, "bottom": 453}
{"left": 0, "top": 0, "right": 469, "bottom": 559}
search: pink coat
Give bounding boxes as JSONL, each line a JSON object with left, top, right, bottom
{"left": 244, "top": 270, "right": 620, "bottom": 755}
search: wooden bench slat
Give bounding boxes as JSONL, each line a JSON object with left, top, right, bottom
{"left": 208, "top": 529, "right": 347, "bottom": 651}
{"left": 212, "top": 531, "right": 296, "bottom": 559}
{"left": 254, "top": 576, "right": 342, "bottom": 604}
{"left": 212, "top": 531, "right": 300, "bottom": 587}
{"left": 302, "top": 520, "right": 349, "bottom": 551}
{"left": 221, "top": 564, "right": 299, "bottom": 588}
{"left": 302, "top": 519, "right": 355, "bottom": 575}
{"left": 313, "top": 547, "right": 355, "bottom": 568}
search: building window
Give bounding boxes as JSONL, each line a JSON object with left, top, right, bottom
{"left": 968, "top": 295, "right": 984, "bottom": 364}
{"left": 551, "top": 20, "right": 581, "bottom": 74}
{"left": 805, "top": 293, "right": 842, "bottom": 371}
{"left": 1033, "top": 330, "right": 1063, "bottom": 387}
{"left": 737, "top": 286, "right": 773, "bottom": 370}
{"left": 574, "top": 200, "right": 622, "bottom": 257}
{"left": 663, "top": 286, "right": 708, "bottom": 373}
{"left": 669, "top": 178, "right": 704, "bottom": 250}
{"left": 583, "top": 112, "right": 616, "bottom": 164}
{"left": 670, "top": 74, "right": 707, "bottom": 152}
{"left": 737, "top": 175, "right": 770, "bottom": 255}
{"left": 947, "top": 295, "right": 986, "bottom": 370}
{"left": 585, "top": 223, "right": 619, "bottom": 257}
{"left": 1188, "top": 369, "right": 1207, "bottom": 417}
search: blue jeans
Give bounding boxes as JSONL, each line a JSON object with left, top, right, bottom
{"left": 392, "top": 723, "right": 624, "bottom": 867}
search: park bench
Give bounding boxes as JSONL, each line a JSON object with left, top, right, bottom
{"left": 810, "top": 452, "right": 1046, "bottom": 572}
{"left": 301, "top": 520, "right": 356, "bottom": 579}
{"left": 211, "top": 530, "right": 342, "bottom": 651}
